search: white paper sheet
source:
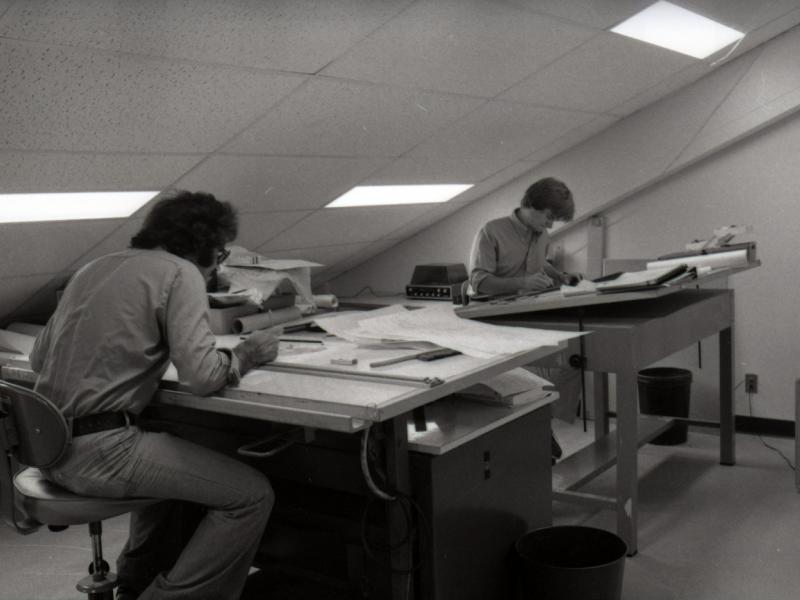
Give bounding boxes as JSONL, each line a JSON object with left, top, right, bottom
{"left": 356, "top": 305, "right": 581, "bottom": 358}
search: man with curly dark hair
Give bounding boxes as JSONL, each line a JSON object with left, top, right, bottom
{"left": 468, "top": 177, "right": 579, "bottom": 296}
{"left": 30, "top": 190, "right": 281, "bottom": 600}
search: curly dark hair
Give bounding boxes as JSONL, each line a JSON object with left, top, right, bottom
{"left": 520, "top": 177, "right": 574, "bottom": 221}
{"left": 130, "top": 190, "right": 238, "bottom": 267}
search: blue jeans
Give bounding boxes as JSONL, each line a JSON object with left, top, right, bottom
{"left": 45, "top": 425, "right": 273, "bottom": 600}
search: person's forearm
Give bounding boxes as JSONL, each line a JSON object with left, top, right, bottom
{"left": 475, "top": 274, "right": 532, "bottom": 296}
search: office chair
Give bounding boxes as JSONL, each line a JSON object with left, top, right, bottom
{"left": 0, "top": 379, "right": 159, "bottom": 599}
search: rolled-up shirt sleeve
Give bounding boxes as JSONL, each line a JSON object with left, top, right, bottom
{"left": 163, "top": 267, "right": 232, "bottom": 396}
{"left": 468, "top": 226, "right": 497, "bottom": 293}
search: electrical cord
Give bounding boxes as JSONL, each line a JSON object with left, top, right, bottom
{"left": 358, "top": 426, "right": 432, "bottom": 577}
{"left": 360, "top": 426, "right": 396, "bottom": 501}
{"left": 747, "top": 392, "right": 795, "bottom": 471}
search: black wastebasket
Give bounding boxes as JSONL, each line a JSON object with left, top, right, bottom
{"left": 638, "top": 367, "right": 692, "bottom": 445}
{"left": 516, "top": 525, "right": 627, "bottom": 600}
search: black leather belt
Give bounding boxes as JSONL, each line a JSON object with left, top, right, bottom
{"left": 72, "top": 412, "right": 134, "bottom": 437}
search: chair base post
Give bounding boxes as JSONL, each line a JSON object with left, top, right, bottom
{"left": 76, "top": 521, "right": 118, "bottom": 599}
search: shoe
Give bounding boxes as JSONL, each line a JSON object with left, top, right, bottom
{"left": 551, "top": 432, "right": 563, "bottom": 463}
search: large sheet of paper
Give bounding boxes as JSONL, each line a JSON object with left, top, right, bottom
{"left": 354, "top": 305, "right": 581, "bottom": 358}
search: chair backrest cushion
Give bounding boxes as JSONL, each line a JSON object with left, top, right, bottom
{"left": 0, "top": 380, "right": 70, "bottom": 469}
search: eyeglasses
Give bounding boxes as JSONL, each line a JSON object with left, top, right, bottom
{"left": 217, "top": 247, "right": 231, "bottom": 264}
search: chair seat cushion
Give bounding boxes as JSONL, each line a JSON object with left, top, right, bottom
{"left": 14, "top": 467, "right": 159, "bottom": 526}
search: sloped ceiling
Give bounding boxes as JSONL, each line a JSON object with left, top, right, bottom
{"left": 2, "top": 0, "right": 800, "bottom": 322}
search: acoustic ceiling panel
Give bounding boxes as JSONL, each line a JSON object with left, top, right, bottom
{"left": 698, "top": 30, "right": 800, "bottom": 136}
{"left": 363, "top": 156, "right": 512, "bottom": 185}
{"left": 524, "top": 114, "right": 619, "bottom": 164}
{"left": 0, "top": 273, "right": 58, "bottom": 322}
{"left": 0, "top": 221, "right": 121, "bottom": 278}
{"left": 233, "top": 211, "right": 312, "bottom": 254}
{"left": 504, "top": 0, "right": 653, "bottom": 29}
{"left": 501, "top": 33, "right": 693, "bottom": 114}
{"left": 0, "top": 152, "right": 201, "bottom": 192}
{"left": 321, "top": 0, "right": 596, "bottom": 97}
{"left": 0, "top": 0, "right": 409, "bottom": 73}
{"left": 258, "top": 242, "right": 373, "bottom": 269}
{"left": 409, "top": 100, "right": 596, "bottom": 161}
{"left": 174, "top": 155, "right": 389, "bottom": 212}
{"left": 67, "top": 218, "right": 145, "bottom": 269}
{"left": 258, "top": 205, "right": 433, "bottom": 250}
{"left": 680, "top": 0, "right": 800, "bottom": 31}
{"left": 0, "top": 39, "right": 304, "bottom": 153}
{"left": 223, "top": 78, "right": 484, "bottom": 157}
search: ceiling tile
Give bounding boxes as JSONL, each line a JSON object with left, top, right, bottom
{"left": 259, "top": 242, "right": 371, "bottom": 268}
{"left": 234, "top": 211, "right": 312, "bottom": 252}
{"left": 501, "top": 33, "right": 693, "bottom": 114}
{"left": 504, "top": 0, "right": 653, "bottom": 29}
{"left": 321, "top": 0, "right": 595, "bottom": 97}
{"left": 315, "top": 238, "right": 402, "bottom": 286}
{"left": 0, "top": 0, "right": 409, "bottom": 73}
{"left": 363, "top": 157, "right": 510, "bottom": 185}
{"left": 0, "top": 273, "right": 58, "bottom": 323}
{"left": 680, "top": 0, "right": 800, "bottom": 31}
{"left": 523, "top": 114, "right": 620, "bottom": 165}
{"left": 67, "top": 218, "right": 145, "bottom": 269}
{"left": 258, "top": 205, "right": 433, "bottom": 250}
{"left": 174, "top": 155, "right": 389, "bottom": 212}
{"left": 223, "top": 78, "right": 483, "bottom": 157}
{"left": 699, "top": 28, "right": 800, "bottom": 135}
{"left": 409, "top": 101, "right": 595, "bottom": 161}
{"left": 0, "top": 39, "right": 304, "bottom": 153}
{"left": 0, "top": 152, "right": 202, "bottom": 193}
{"left": 0, "top": 220, "right": 120, "bottom": 277}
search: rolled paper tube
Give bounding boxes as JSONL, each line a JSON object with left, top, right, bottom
{"left": 645, "top": 249, "right": 749, "bottom": 272}
{"left": 233, "top": 306, "right": 304, "bottom": 334}
{"left": 313, "top": 294, "right": 339, "bottom": 309}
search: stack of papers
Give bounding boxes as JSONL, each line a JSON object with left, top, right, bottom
{"left": 457, "top": 368, "right": 554, "bottom": 406}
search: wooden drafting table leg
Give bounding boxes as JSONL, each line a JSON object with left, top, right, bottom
{"left": 593, "top": 371, "right": 610, "bottom": 439}
{"left": 719, "top": 326, "right": 735, "bottom": 466}
{"left": 616, "top": 368, "right": 638, "bottom": 556}
{"left": 382, "top": 417, "right": 414, "bottom": 599}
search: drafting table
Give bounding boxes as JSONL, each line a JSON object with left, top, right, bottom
{"left": 1, "top": 336, "right": 564, "bottom": 600}
{"left": 456, "top": 285, "right": 736, "bottom": 556}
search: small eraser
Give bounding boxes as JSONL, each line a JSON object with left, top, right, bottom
{"left": 331, "top": 357, "right": 358, "bottom": 366}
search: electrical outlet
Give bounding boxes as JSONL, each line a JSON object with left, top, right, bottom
{"left": 745, "top": 373, "right": 758, "bottom": 394}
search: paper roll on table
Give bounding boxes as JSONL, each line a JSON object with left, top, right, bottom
{"left": 233, "top": 306, "right": 304, "bottom": 334}
{"left": 313, "top": 294, "right": 339, "bottom": 309}
{"left": 646, "top": 249, "right": 749, "bottom": 272}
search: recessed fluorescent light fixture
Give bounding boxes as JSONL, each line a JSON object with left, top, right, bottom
{"left": 610, "top": 1, "right": 744, "bottom": 59}
{"left": 0, "top": 191, "right": 158, "bottom": 223}
{"left": 326, "top": 184, "right": 473, "bottom": 208}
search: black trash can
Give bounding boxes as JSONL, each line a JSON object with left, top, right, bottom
{"left": 638, "top": 367, "right": 692, "bottom": 445}
{"left": 516, "top": 525, "right": 627, "bottom": 600}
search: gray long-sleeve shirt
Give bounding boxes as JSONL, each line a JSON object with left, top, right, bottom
{"left": 30, "top": 249, "right": 232, "bottom": 419}
{"left": 468, "top": 209, "right": 552, "bottom": 293}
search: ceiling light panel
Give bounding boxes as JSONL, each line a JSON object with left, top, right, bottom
{"left": 326, "top": 185, "right": 473, "bottom": 208}
{"left": 0, "top": 192, "right": 158, "bottom": 223}
{"left": 611, "top": 1, "right": 744, "bottom": 59}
